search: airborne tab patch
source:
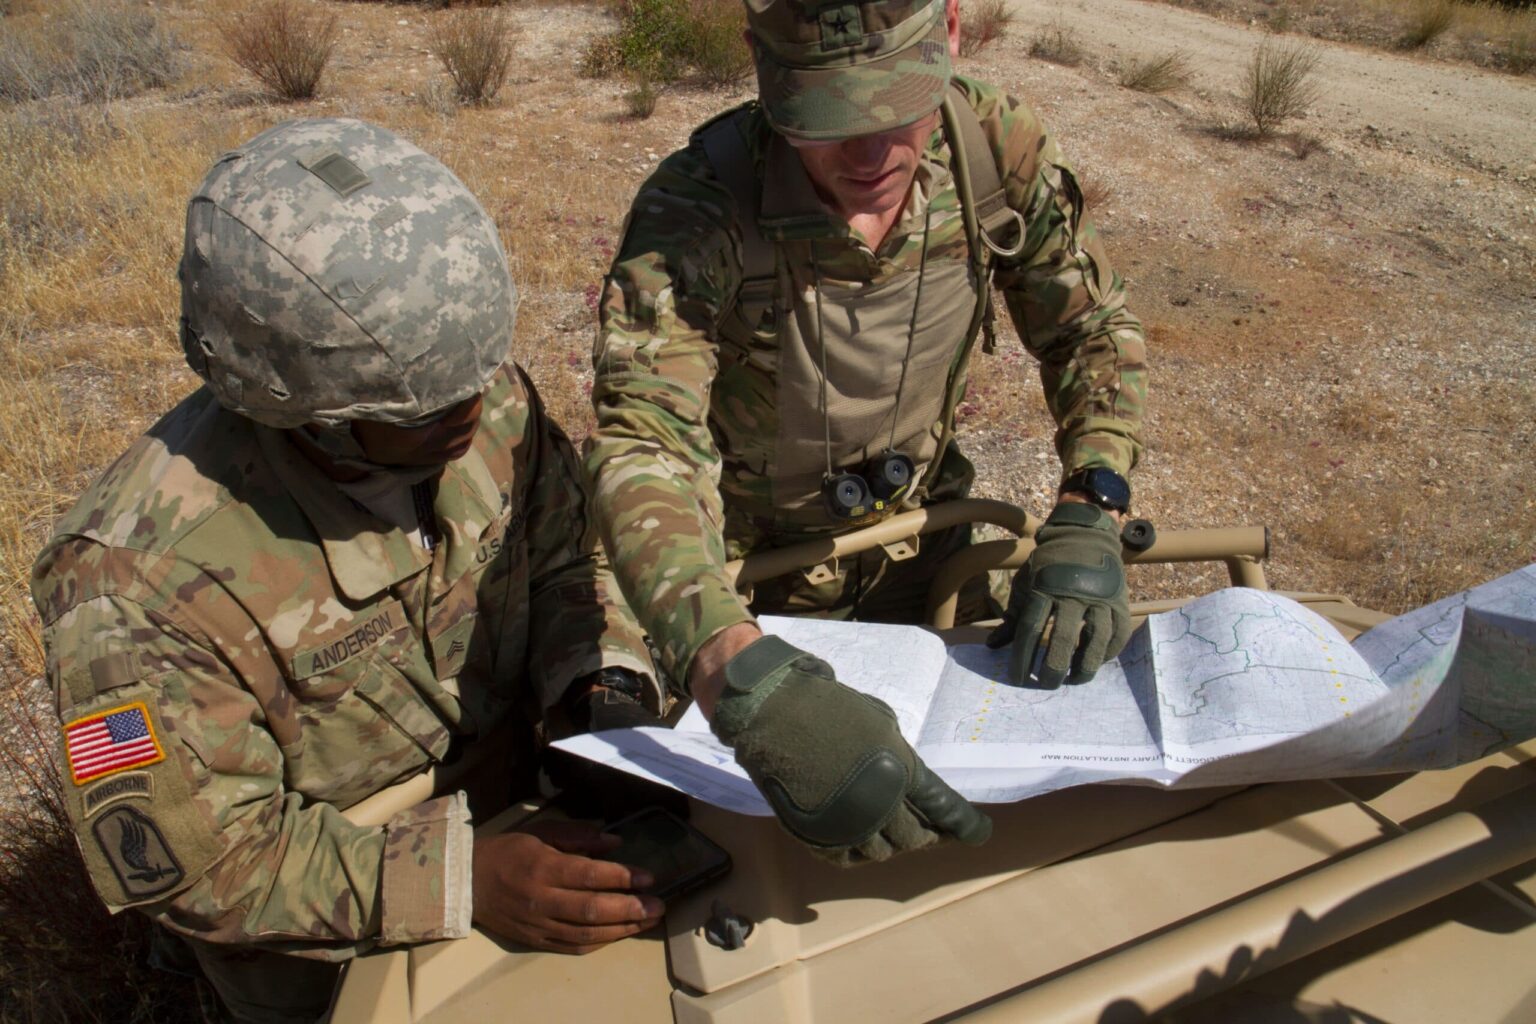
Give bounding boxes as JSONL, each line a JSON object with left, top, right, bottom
{"left": 82, "top": 770, "right": 154, "bottom": 817}
{"left": 63, "top": 702, "right": 166, "bottom": 785}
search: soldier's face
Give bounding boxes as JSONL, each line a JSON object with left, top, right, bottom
{"left": 788, "top": 112, "right": 939, "bottom": 220}
{"left": 350, "top": 393, "right": 485, "bottom": 467}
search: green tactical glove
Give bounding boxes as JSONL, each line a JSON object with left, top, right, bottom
{"left": 987, "top": 502, "right": 1131, "bottom": 687}
{"left": 712, "top": 635, "right": 993, "bottom": 865}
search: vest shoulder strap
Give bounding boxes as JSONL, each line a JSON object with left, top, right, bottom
{"left": 944, "top": 79, "right": 1024, "bottom": 257}
{"left": 697, "top": 111, "right": 776, "bottom": 290}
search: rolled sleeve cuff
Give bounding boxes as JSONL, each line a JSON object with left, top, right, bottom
{"left": 379, "top": 793, "right": 473, "bottom": 946}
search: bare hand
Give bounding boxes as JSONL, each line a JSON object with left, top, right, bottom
{"left": 471, "top": 820, "right": 664, "bottom": 953}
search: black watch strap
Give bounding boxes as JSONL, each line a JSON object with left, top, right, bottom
{"left": 1060, "top": 467, "right": 1131, "bottom": 514}
{"left": 576, "top": 667, "right": 648, "bottom": 702}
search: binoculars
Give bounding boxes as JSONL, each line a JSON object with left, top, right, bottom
{"left": 821, "top": 450, "right": 916, "bottom": 521}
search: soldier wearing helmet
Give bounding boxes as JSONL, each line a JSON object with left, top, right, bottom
{"left": 33, "top": 119, "right": 664, "bottom": 1021}
{"left": 588, "top": 0, "right": 1148, "bottom": 863}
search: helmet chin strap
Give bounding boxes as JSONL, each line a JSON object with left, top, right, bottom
{"left": 299, "top": 422, "right": 445, "bottom": 487}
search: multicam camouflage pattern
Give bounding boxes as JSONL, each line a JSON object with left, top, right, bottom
{"left": 746, "top": 0, "right": 952, "bottom": 140}
{"left": 32, "top": 364, "right": 654, "bottom": 958}
{"left": 589, "top": 76, "right": 1148, "bottom": 681}
{"left": 179, "top": 118, "right": 513, "bottom": 429}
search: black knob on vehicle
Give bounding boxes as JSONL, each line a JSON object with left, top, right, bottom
{"left": 1121, "top": 518, "right": 1156, "bottom": 554}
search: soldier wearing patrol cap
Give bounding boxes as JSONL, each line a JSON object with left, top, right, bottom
{"left": 587, "top": 0, "right": 1149, "bottom": 863}
{"left": 33, "top": 119, "right": 666, "bottom": 1022}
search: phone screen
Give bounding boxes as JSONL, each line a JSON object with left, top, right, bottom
{"left": 602, "top": 808, "right": 731, "bottom": 901}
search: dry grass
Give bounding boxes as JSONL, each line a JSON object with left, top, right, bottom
{"left": 959, "top": 0, "right": 1016, "bottom": 57}
{"left": 1241, "top": 36, "right": 1321, "bottom": 136}
{"left": 1118, "top": 49, "right": 1195, "bottom": 92}
{"left": 1157, "top": 0, "right": 1535, "bottom": 74}
{"left": 1399, "top": 0, "right": 1458, "bottom": 47}
{"left": 0, "top": 0, "right": 181, "bottom": 103}
{"left": 1028, "top": 19, "right": 1087, "bottom": 65}
{"left": 219, "top": 0, "right": 340, "bottom": 101}
{"left": 427, "top": 6, "right": 515, "bottom": 105}
{"left": 0, "top": 105, "right": 246, "bottom": 685}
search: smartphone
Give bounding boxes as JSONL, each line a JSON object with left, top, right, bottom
{"left": 599, "top": 806, "right": 732, "bottom": 903}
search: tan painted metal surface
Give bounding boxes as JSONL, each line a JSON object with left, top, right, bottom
{"left": 328, "top": 505, "right": 1536, "bottom": 1022}
{"left": 961, "top": 785, "right": 1536, "bottom": 1023}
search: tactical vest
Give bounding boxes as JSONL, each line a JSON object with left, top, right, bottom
{"left": 698, "top": 81, "right": 1023, "bottom": 541}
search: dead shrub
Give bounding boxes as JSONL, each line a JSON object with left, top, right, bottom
{"left": 427, "top": 7, "right": 514, "bottom": 106}
{"left": 219, "top": 0, "right": 340, "bottom": 102}
{"left": 684, "top": 0, "right": 751, "bottom": 87}
{"left": 1118, "top": 49, "right": 1194, "bottom": 92}
{"left": 1400, "top": 0, "right": 1458, "bottom": 47}
{"left": 1241, "top": 37, "right": 1320, "bottom": 137}
{"left": 0, "top": 0, "right": 180, "bottom": 103}
{"left": 1507, "top": 15, "right": 1536, "bottom": 71}
{"left": 1329, "top": 395, "right": 1398, "bottom": 440}
{"left": 625, "top": 75, "right": 659, "bottom": 118}
{"left": 1285, "top": 131, "right": 1324, "bottom": 158}
{"left": 959, "top": 0, "right": 1015, "bottom": 57}
{"left": 1028, "top": 20, "right": 1085, "bottom": 66}
{"left": 1076, "top": 170, "right": 1113, "bottom": 212}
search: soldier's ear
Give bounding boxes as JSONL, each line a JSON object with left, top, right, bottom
{"left": 946, "top": 0, "right": 961, "bottom": 58}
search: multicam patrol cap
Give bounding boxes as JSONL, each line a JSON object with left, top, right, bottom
{"left": 178, "top": 118, "right": 513, "bottom": 429}
{"left": 745, "top": 0, "right": 952, "bottom": 141}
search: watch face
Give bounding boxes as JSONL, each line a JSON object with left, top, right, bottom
{"left": 1080, "top": 468, "right": 1131, "bottom": 512}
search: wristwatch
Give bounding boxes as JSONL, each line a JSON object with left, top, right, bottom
{"left": 1060, "top": 467, "right": 1131, "bottom": 514}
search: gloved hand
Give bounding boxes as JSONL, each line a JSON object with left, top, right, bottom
{"left": 988, "top": 502, "right": 1131, "bottom": 687}
{"left": 712, "top": 635, "right": 992, "bottom": 865}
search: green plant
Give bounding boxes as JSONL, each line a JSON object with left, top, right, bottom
{"left": 0, "top": 0, "right": 180, "bottom": 103}
{"left": 219, "top": 0, "right": 339, "bottom": 102}
{"left": 1028, "top": 20, "right": 1084, "bottom": 66}
{"left": 1241, "top": 37, "right": 1320, "bottom": 136}
{"left": 1400, "top": 0, "right": 1458, "bottom": 47}
{"left": 584, "top": 0, "right": 749, "bottom": 85}
{"left": 959, "top": 0, "right": 1015, "bottom": 57}
{"left": 1117, "top": 49, "right": 1193, "bottom": 92}
{"left": 427, "top": 6, "right": 514, "bottom": 105}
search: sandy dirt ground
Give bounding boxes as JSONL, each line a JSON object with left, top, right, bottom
{"left": 941, "top": 0, "right": 1535, "bottom": 611}
{"left": 1009, "top": 0, "right": 1536, "bottom": 170}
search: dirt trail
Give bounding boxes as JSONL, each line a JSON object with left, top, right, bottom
{"left": 1006, "top": 0, "right": 1536, "bottom": 172}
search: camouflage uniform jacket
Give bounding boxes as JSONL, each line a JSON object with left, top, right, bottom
{"left": 32, "top": 363, "right": 654, "bottom": 960}
{"left": 589, "top": 76, "right": 1149, "bottom": 682}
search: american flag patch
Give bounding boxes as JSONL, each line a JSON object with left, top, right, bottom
{"left": 64, "top": 703, "right": 165, "bottom": 785}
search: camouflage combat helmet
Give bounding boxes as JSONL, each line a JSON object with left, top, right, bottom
{"left": 744, "top": 0, "right": 952, "bottom": 141}
{"left": 178, "top": 118, "right": 513, "bottom": 429}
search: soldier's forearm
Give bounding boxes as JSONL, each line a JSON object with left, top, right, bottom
{"left": 686, "top": 621, "right": 763, "bottom": 720}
